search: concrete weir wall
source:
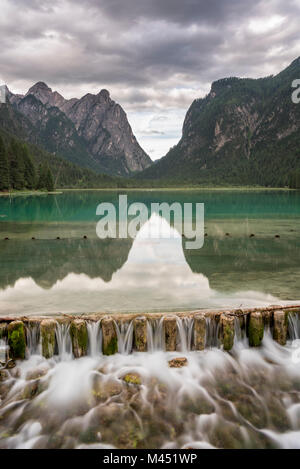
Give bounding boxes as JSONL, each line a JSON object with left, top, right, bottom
{"left": 0, "top": 305, "right": 299, "bottom": 360}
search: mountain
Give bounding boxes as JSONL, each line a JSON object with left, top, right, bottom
{"left": 138, "top": 57, "right": 300, "bottom": 186}
{"left": 6, "top": 82, "right": 152, "bottom": 177}
{"left": 0, "top": 103, "right": 124, "bottom": 189}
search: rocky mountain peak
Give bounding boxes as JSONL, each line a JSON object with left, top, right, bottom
{"left": 26, "top": 82, "right": 66, "bottom": 109}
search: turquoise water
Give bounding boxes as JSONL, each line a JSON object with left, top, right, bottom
{"left": 0, "top": 190, "right": 299, "bottom": 315}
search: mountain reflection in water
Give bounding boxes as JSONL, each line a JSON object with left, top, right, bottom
{"left": 0, "top": 214, "right": 297, "bottom": 316}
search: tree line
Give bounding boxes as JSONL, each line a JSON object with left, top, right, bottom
{"left": 0, "top": 135, "right": 54, "bottom": 192}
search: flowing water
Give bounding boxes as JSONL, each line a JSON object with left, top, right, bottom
{"left": 1, "top": 318, "right": 300, "bottom": 449}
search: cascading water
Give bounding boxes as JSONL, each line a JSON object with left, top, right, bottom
{"left": 55, "top": 323, "right": 72, "bottom": 359}
{"left": 115, "top": 321, "right": 133, "bottom": 355}
{"left": 176, "top": 317, "right": 194, "bottom": 352}
{"left": 87, "top": 321, "right": 102, "bottom": 356}
{"left": 288, "top": 313, "right": 300, "bottom": 341}
{"left": 25, "top": 324, "right": 40, "bottom": 357}
{"left": 205, "top": 316, "right": 220, "bottom": 348}
{"left": 146, "top": 317, "right": 164, "bottom": 352}
{"left": 2, "top": 325, "right": 300, "bottom": 449}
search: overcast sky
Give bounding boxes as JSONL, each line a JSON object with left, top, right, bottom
{"left": 0, "top": 0, "right": 299, "bottom": 159}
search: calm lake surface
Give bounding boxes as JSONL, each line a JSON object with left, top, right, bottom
{"left": 0, "top": 190, "right": 299, "bottom": 315}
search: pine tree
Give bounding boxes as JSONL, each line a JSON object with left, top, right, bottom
{"left": 22, "top": 144, "right": 36, "bottom": 189}
{"left": 0, "top": 135, "right": 10, "bottom": 191}
{"left": 45, "top": 167, "right": 54, "bottom": 192}
{"left": 8, "top": 139, "right": 25, "bottom": 190}
{"left": 36, "top": 164, "right": 54, "bottom": 191}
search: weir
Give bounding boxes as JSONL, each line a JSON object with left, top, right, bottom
{"left": 0, "top": 305, "right": 300, "bottom": 361}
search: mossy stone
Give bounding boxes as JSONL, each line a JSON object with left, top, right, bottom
{"left": 164, "top": 316, "right": 177, "bottom": 351}
{"left": 122, "top": 373, "right": 142, "bottom": 385}
{"left": 7, "top": 321, "right": 26, "bottom": 359}
{"left": 273, "top": 310, "right": 288, "bottom": 345}
{"left": 40, "top": 319, "right": 57, "bottom": 358}
{"left": 221, "top": 314, "right": 235, "bottom": 351}
{"left": 134, "top": 317, "right": 147, "bottom": 352}
{"left": 102, "top": 317, "right": 118, "bottom": 355}
{"left": 248, "top": 312, "right": 264, "bottom": 347}
{"left": 194, "top": 313, "right": 206, "bottom": 350}
{"left": 70, "top": 319, "right": 88, "bottom": 358}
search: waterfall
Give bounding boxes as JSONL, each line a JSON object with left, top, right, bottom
{"left": 176, "top": 317, "right": 194, "bottom": 352}
{"left": 115, "top": 321, "right": 133, "bottom": 354}
{"left": 288, "top": 313, "right": 300, "bottom": 341}
{"left": 147, "top": 317, "right": 164, "bottom": 352}
{"left": 25, "top": 323, "right": 40, "bottom": 357}
{"left": 55, "top": 323, "right": 72, "bottom": 359}
{"left": 205, "top": 316, "right": 220, "bottom": 348}
{"left": 87, "top": 321, "right": 102, "bottom": 356}
{"left": 0, "top": 338, "right": 8, "bottom": 363}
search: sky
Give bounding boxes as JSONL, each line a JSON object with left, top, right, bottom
{"left": 0, "top": 0, "right": 299, "bottom": 160}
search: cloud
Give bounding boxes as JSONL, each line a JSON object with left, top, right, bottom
{"left": 0, "top": 0, "right": 299, "bottom": 159}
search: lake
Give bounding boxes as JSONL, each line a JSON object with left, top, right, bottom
{"left": 0, "top": 189, "right": 300, "bottom": 316}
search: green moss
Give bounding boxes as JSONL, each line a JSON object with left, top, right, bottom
{"left": 123, "top": 373, "right": 142, "bottom": 385}
{"left": 248, "top": 313, "right": 264, "bottom": 347}
{"left": 70, "top": 320, "right": 88, "bottom": 357}
{"left": 223, "top": 322, "right": 234, "bottom": 351}
{"left": 103, "top": 336, "right": 118, "bottom": 356}
{"left": 40, "top": 320, "right": 56, "bottom": 358}
{"left": 7, "top": 321, "right": 26, "bottom": 359}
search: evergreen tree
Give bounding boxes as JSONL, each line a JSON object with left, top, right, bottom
{"left": 45, "top": 167, "right": 54, "bottom": 192}
{"left": 22, "top": 144, "right": 36, "bottom": 189}
{"left": 8, "top": 139, "right": 25, "bottom": 190}
{"left": 36, "top": 164, "right": 55, "bottom": 191}
{"left": 0, "top": 135, "right": 10, "bottom": 191}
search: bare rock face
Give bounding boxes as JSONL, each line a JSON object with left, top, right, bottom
{"left": 9, "top": 82, "right": 152, "bottom": 176}
{"left": 62, "top": 89, "right": 151, "bottom": 175}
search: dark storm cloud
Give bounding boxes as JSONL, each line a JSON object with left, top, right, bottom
{"left": 0, "top": 0, "right": 299, "bottom": 105}
{"left": 0, "top": 0, "right": 299, "bottom": 158}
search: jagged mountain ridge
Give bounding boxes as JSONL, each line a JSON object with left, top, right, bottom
{"left": 6, "top": 82, "right": 152, "bottom": 176}
{"left": 138, "top": 57, "right": 300, "bottom": 186}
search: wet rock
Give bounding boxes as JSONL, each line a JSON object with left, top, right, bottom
{"left": 70, "top": 319, "right": 88, "bottom": 358}
{"left": 248, "top": 312, "right": 264, "bottom": 347}
{"left": 168, "top": 357, "right": 188, "bottom": 368}
{"left": 134, "top": 317, "right": 147, "bottom": 352}
{"left": 92, "top": 376, "right": 123, "bottom": 401}
{"left": 0, "top": 323, "right": 7, "bottom": 339}
{"left": 273, "top": 310, "right": 288, "bottom": 346}
{"left": 26, "top": 366, "right": 49, "bottom": 381}
{"left": 122, "top": 373, "right": 142, "bottom": 385}
{"left": 7, "top": 321, "right": 26, "bottom": 359}
{"left": 101, "top": 317, "right": 118, "bottom": 355}
{"left": 164, "top": 316, "right": 177, "bottom": 351}
{"left": 221, "top": 314, "right": 235, "bottom": 351}
{"left": 40, "top": 319, "right": 57, "bottom": 358}
{"left": 194, "top": 313, "right": 206, "bottom": 350}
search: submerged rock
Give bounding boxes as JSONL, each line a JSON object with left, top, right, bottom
{"left": 7, "top": 321, "right": 26, "bottom": 359}
{"left": 168, "top": 357, "right": 188, "bottom": 368}
{"left": 122, "top": 373, "right": 142, "bottom": 385}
